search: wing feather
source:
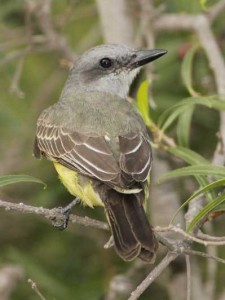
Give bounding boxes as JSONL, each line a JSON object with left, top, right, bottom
{"left": 119, "top": 134, "right": 152, "bottom": 182}
{"left": 34, "top": 121, "right": 123, "bottom": 186}
{"left": 34, "top": 119, "right": 152, "bottom": 188}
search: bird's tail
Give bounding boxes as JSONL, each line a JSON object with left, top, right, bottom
{"left": 103, "top": 189, "right": 158, "bottom": 263}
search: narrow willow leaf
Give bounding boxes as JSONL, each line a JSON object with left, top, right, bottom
{"left": 212, "top": 203, "right": 225, "bottom": 212}
{"left": 168, "top": 147, "right": 214, "bottom": 201}
{"left": 137, "top": 80, "right": 152, "bottom": 126}
{"left": 170, "top": 178, "right": 225, "bottom": 224}
{"left": 181, "top": 44, "right": 200, "bottom": 96}
{"left": 0, "top": 175, "right": 46, "bottom": 188}
{"left": 158, "top": 95, "right": 225, "bottom": 132}
{"left": 208, "top": 96, "right": 225, "bottom": 109}
{"left": 158, "top": 96, "right": 211, "bottom": 129}
{"left": 159, "top": 164, "right": 225, "bottom": 182}
{"left": 177, "top": 106, "right": 194, "bottom": 147}
{"left": 187, "top": 193, "right": 225, "bottom": 232}
{"left": 159, "top": 104, "right": 190, "bottom": 132}
{"left": 195, "top": 176, "right": 215, "bottom": 202}
{"left": 168, "top": 146, "right": 209, "bottom": 165}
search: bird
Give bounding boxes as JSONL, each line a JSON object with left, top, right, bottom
{"left": 33, "top": 44, "right": 167, "bottom": 263}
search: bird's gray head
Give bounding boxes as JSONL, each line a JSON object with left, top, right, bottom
{"left": 62, "top": 44, "right": 167, "bottom": 99}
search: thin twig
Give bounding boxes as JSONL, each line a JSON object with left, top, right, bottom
{"left": 156, "top": 233, "right": 175, "bottom": 251}
{"left": 34, "top": 0, "right": 76, "bottom": 61}
{"left": 0, "top": 48, "right": 30, "bottom": 69}
{"left": 4, "top": 198, "right": 225, "bottom": 246}
{"left": 204, "top": 223, "right": 217, "bottom": 300}
{"left": 2, "top": 199, "right": 225, "bottom": 247}
{"left": 185, "top": 255, "right": 191, "bottom": 300}
{"left": 150, "top": 123, "right": 177, "bottom": 148}
{"left": 155, "top": 226, "right": 225, "bottom": 246}
{"left": 128, "top": 252, "right": 178, "bottom": 300}
{"left": 28, "top": 279, "right": 46, "bottom": 300}
{"left": 197, "top": 231, "right": 225, "bottom": 242}
{"left": 184, "top": 249, "right": 225, "bottom": 265}
{"left": 206, "top": 245, "right": 217, "bottom": 299}
{"left": 193, "top": 15, "right": 225, "bottom": 95}
{"left": 10, "top": 57, "right": 25, "bottom": 98}
{"left": 0, "top": 199, "right": 109, "bottom": 231}
{"left": 0, "top": 37, "right": 28, "bottom": 51}
{"left": 208, "top": 0, "right": 225, "bottom": 22}
{"left": 138, "top": 0, "right": 155, "bottom": 76}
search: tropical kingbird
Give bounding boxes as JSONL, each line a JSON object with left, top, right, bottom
{"left": 34, "top": 44, "right": 167, "bottom": 262}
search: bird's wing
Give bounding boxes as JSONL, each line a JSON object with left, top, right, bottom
{"left": 119, "top": 133, "right": 152, "bottom": 182}
{"left": 34, "top": 119, "right": 152, "bottom": 188}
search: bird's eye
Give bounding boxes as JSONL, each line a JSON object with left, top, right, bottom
{"left": 100, "top": 58, "right": 112, "bottom": 68}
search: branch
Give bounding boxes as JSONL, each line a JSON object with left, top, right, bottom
{"left": 28, "top": 279, "right": 46, "bottom": 300}
{"left": 185, "top": 255, "right": 191, "bottom": 300}
{"left": 0, "top": 265, "right": 24, "bottom": 300}
{"left": 9, "top": 57, "right": 25, "bottom": 98}
{"left": 184, "top": 249, "right": 225, "bottom": 265}
{"left": 193, "top": 15, "right": 225, "bottom": 95}
{"left": 4, "top": 198, "right": 225, "bottom": 248}
{"left": 155, "top": 226, "right": 225, "bottom": 246}
{"left": 0, "top": 48, "right": 30, "bottom": 69}
{"left": 2, "top": 199, "right": 225, "bottom": 300}
{"left": 0, "top": 199, "right": 109, "bottom": 231}
{"left": 128, "top": 252, "right": 178, "bottom": 300}
{"left": 197, "top": 230, "right": 225, "bottom": 242}
{"left": 96, "top": 0, "right": 134, "bottom": 46}
{"left": 125, "top": 233, "right": 225, "bottom": 300}
{"left": 30, "top": 0, "right": 76, "bottom": 61}
{"left": 208, "top": 0, "right": 225, "bottom": 22}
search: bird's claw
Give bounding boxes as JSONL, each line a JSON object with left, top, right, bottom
{"left": 51, "top": 198, "right": 80, "bottom": 231}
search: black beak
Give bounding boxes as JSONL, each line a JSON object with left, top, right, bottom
{"left": 131, "top": 49, "right": 167, "bottom": 68}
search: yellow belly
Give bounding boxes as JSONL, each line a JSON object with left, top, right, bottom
{"left": 53, "top": 162, "right": 150, "bottom": 208}
{"left": 53, "top": 162, "right": 103, "bottom": 207}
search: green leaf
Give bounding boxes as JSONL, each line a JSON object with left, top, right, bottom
{"left": 187, "top": 193, "right": 225, "bottom": 232}
{"left": 171, "top": 178, "right": 225, "bottom": 224}
{"left": 158, "top": 95, "right": 225, "bottom": 132}
{"left": 177, "top": 106, "right": 194, "bottom": 147}
{"left": 137, "top": 80, "right": 152, "bottom": 126}
{"left": 195, "top": 176, "right": 215, "bottom": 202}
{"left": 158, "top": 102, "right": 190, "bottom": 132}
{"left": 200, "top": 0, "right": 211, "bottom": 11}
{"left": 181, "top": 44, "right": 200, "bottom": 97}
{"left": 168, "top": 146, "right": 209, "bottom": 165}
{"left": 212, "top": 203, "right": 225, "bottom": 212}
{"left": 0, "top": 174, "right": 46, "bottom": 188}
{"left": 159, "top": 164, "right": 225, "bottom": 182}
{"left": 168, "top": 147, "right": 215, "bottom": 201}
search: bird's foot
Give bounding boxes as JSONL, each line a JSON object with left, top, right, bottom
{"left": 51, "top": 198, "right": 80, "bottom": 231}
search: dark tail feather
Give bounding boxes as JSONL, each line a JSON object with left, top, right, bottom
{"left": 103, "top": 189, "right": 158, "bottom": 263}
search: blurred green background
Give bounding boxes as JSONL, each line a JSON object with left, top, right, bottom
{"left": 0, "top": 0, "right": 225, "bottom": 299}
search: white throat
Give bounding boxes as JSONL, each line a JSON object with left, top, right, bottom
{"left": 79, "top": 68, "right": 140, "bottom": 98}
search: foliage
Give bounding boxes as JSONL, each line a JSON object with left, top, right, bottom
{"left": 0, "top": 175, "right": 45, "bottom": 187}
{"left": 137, "top": 79, "right": 225, "bottom": 230}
